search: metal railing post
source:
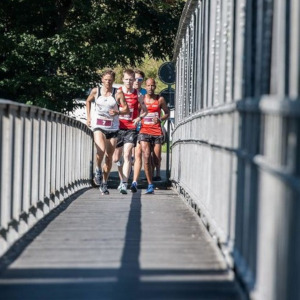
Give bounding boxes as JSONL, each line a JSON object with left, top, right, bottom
{"left": 0, "top": 100, "right": 94, "bottom": 257}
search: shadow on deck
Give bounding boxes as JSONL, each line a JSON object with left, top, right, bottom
{"left": 0, "top": 155, "right": 246, "bottom": 300}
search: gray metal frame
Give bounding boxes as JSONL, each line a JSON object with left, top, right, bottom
{"left": 0, "top": 100, "right": 94, "bottom": 257}
{"left": 172, "top": 1, "right": 300, "bottom": 299}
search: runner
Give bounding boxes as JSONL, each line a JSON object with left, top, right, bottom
{"left": 139, "top": 78, "right": 169, "bottom": 194}
{"left": 130, "top": 69, "right": 147, "bottom": 193}
{"left": 113, "top": 69, "right": 148, "bottom": 194}
{"left": 86, "top": 69, "right": 129, "bottom": 195}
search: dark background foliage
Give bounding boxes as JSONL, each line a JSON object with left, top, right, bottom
{"left": 0, "top": 0, "right": 184, "bottom": 112}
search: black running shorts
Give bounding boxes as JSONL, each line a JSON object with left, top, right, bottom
{"left": 116, "top": 129, "right": 138, "bottom": 148}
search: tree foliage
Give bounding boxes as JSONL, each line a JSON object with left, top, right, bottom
{"left": 113, "top": 57, "right": 170, "bottom": 92}
{"left": 0, "top": 0, "right": 184, "bottom": 112}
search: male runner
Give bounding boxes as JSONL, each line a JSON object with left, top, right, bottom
{"left": 113, "top": 69, "right": 148, "bottom": 194}
{"left": 86, "top": 69, "right": 129, "bottom": 195}
{"left": 139, "top": 78, "right": 169, "bottom": 194}
{"left": 130, "top": 69, "right": 147, "bottom": 193}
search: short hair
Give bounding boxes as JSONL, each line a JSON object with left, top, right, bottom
{"left": 134, "top": 69, "right": 145, "bottom": 78}
{"left": 123, "top": 68, "right": 135, "bottom": 77}
{"left": 102, "top": 69, "right": 115, "bottom": 80}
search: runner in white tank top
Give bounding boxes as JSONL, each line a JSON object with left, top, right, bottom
{"left": 86, "top": 69, "right": 129, "bottom": 195}
{"left": 92, "top": 86, "right": 120, "bottom": 132}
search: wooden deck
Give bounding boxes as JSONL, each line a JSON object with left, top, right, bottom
{"left": 0, "top": 184, "right": 245, "bottom": 299}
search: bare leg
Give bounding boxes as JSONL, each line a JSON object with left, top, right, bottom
{"left": 102, "top": 137, "right": 117, "bottom": 183}
{"left": 93, "top": 131, "right": 106, "bottom": 169}
{"left": 152, "top": 143, "right": 162, "bottom": 178}
{"left": 122, "top": 143, "right": 134, "bottom": 182}
{"left": 150, "top": 145, "right": 155, "bottom": 177}
{"left": 113, "top": 146, "right": 124, "bottom": 183}
{"left": 133, "top": 143, "right": 142, "bottom": 182}
{"left": 131, "top": 147, "right": 135, "bottom": 167}
{"left": 141, "top": 141, "right": 152, "bottom": 185}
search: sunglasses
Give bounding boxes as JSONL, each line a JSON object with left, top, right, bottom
{"left": 135, "top": 78, "right": 144, "bottom": 82}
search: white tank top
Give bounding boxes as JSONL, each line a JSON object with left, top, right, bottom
{"left": 91, "top": 87, "right": 119, "bottom": 131}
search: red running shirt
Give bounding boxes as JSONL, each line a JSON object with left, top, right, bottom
{"left": 140, "top": 96, "right": 162, "bottom": 136}
{"left": 118, "top": 88, "right": 139, "bottom": 130}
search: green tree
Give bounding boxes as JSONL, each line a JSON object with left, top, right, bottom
{"left": 113, "top": 57, "right": 170, "bottom": 92}
{"left": 0, "top": 0, "right": 184, "bottom": 112}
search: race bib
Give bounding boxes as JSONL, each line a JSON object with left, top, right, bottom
{"left": 96, "top": 118, "right": 112, "bottom": 127}
{"left": 144, "top": 112, "right": 158, "bottom": 125}
{"left": 119, "top": 108, "right": 134, "bottom": 121}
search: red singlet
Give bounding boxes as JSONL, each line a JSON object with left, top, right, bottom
{"left": 118, "top": 87, "right": 139, "bottom": 130}
{"left": 140, "top": 96, "right": 162, "bottom": 136}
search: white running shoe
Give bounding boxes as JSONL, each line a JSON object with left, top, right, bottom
{"left": 119, "top": 182, "right": 127, "bottom": 194}
{"left": 117, "top": 182, "right": 122, "bottom": 191}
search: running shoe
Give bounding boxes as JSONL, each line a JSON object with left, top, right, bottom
{"left": 117, "top": 182, "right": 122, "bottom": 191}
{"left": 119, "top": 182, "right": 128, "bottom": 194}
{"left": 145, "top": 184, "right": 154, "bottom": 194}
{"left": 100, "top": 183, "right": 109, "bottom": 195}
{"left": 152, "top": 176, "right": 162, "bottom": 182}
{"left": 94, "top": 169, "right": 102, "bottom": 186}
{"left": 130, "top": 181, "right": 138, "bottom": 193}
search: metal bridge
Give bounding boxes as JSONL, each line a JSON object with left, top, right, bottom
{"left": 0, "top": 100, "right": 244, "bottom": 299}
{"left": 172, "top": 1, "right": 300, "bottom": 299}
{"left": 0, "top": 0, "right": 300, "bottom": 299}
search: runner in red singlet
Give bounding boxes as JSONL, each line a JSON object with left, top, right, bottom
{"left": 113, "top": 69, "right": 148, "bottom": 194}
{"left": 139, "top": 78, "right": 169, "bottom": 194}
{"left": 130, "top": 69, "right": 147, "bottom": 193}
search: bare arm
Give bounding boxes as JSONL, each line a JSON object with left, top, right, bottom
{"left": 152, "top": 96, "right": 169, "bottom": 125}
{"left": 86, "top": 87, "right": 97, "bottom": 127}
{"left": 108, "top": 90, "right": 129, "bottom": 116}
{"left": 158, "top": 96, "right": 169, "bottom": 122}
{"left": 133, "top": 94, "right": 148, "bottom": 125}
{"left": 111, "top": 90, "right": 129, "bottom": 116}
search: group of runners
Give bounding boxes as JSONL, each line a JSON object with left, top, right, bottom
{"left": 86, "top": 68, "right": 169, "bottom": 195}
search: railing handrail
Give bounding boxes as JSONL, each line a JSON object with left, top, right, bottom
{"left": 172, "top": 0, "right": 300, "bottom": 299}
{"left": 0, "top": 99, "right": 91, "bottom": 131}
{"left": 0, "top": 99, "right": 94, "bottom": 257}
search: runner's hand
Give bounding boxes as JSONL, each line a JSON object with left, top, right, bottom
{"left": 109, "top": 109, "right": 119, "bottom": 116}
{"left": 153, "top": 117, "right": 161, "bottom": 124}
{"left": 133, "top": 117, "right": 140, "bottom": 126}
{"left": 86, "top": 117, "right": 91, "bottom": 127}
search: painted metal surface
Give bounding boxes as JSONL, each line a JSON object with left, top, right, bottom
{"left": 172, "top": 1, "right": 300, "bottom": 299}
{"left": 0, "top": 100, "right": 93, "bottom": 256}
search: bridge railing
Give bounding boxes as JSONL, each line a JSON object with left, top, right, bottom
{"left": 172, "top": 1, "right": 300, "bottom": 300}
{"left": 0, "top": 99, "right": 94, "bottom": 256}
